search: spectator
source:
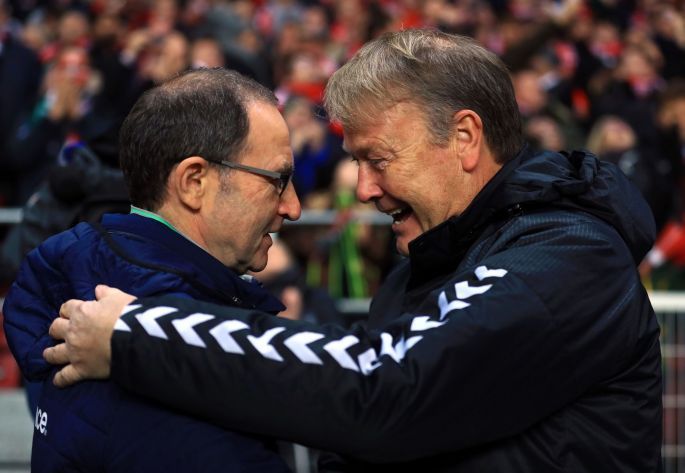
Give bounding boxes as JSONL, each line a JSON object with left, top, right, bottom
{"left": 283, "top": 95, "right": 333, "bottom": 198}
{"left": 190, "top": 36, "right": 225, "bottom": 69}
{"left": 5, "top": 46, "right": 121, "bottom": 205}
{"left": 0, "top": 0, "right": 41, "bottom": 205}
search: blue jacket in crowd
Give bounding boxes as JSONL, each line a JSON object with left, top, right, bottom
{"left": 3, "top": 213, "right": 291, "bottom": 472}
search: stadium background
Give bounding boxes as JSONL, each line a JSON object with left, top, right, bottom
{"left": 1, "top": 0, "right": 685, "bottom": 471}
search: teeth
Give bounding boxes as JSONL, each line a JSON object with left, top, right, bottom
{"left": 388, "top": 208, "right": 405, "bottom": 216}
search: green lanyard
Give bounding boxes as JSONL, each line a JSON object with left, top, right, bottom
{"left": 129, "top": 206, "right": 182, "bottom": 235}
{"left": 130, "top": 206, "right": 247, "bottom": 276}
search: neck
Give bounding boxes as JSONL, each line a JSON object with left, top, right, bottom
{"left": 456, "top": 150, "right": 503, "bottom": 215}
{"left": 149, "top": 203, "right": 209, "bottom": 251}
{"left": 154, "top": 196, "right": 241, "bottom": 273}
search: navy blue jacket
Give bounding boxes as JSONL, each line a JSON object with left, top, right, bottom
{"left": 103, "top": 149, "right": 661, "bottom": 472}
{"left": 3, "top": 213, "right": 291, "bottom": 472}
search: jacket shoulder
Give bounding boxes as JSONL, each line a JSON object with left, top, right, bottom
{"left": 3, "top": 223, "right": 101, "bottom": 380}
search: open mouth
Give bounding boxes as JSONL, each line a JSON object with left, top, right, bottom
{"left": 388, "top": 207, "right": 413, "bottom": 225}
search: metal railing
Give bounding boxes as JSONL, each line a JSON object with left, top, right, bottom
{"left": 654, "top": 291, "right": 685, "bottom": 473}
{"left": 0, "top": 208, "right": 393, "bottom": 227}
{"left": 0, "top": 208, "right": 22, "bottom": 226}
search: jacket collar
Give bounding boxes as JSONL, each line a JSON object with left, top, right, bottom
{"left": 407, "top": 146, "right": 530, "bottom": 288}
{"left": 406, "top": 144, "right": 656, "bottom": 288}
{"left": 100, "top": 213, "right": 285, "bottom": 313}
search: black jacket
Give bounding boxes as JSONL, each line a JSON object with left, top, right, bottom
{"left": 109, "top": 147, "right": 662, "bottom": 472}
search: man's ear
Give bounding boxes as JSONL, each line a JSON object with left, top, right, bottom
{"left": 168, "top": 156, "right": 212, "bottom": 210}
{"left": 452, "top": 109, "right": 484, "bottom": 173}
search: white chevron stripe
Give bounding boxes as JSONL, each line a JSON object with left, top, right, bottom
{"left": 248, "top": 327, "right": 286, "bottom": 362}
{"left": 172, "top": 313, "right": 215, "bottom": 347}
{"left": 380, "top": 333, "right": 424, "bottom": 363}
{"left": 475, "top": 265, "right": 508, "bottom": 280}
{"left": 284, "top": 332, "right": 325, "bottom": 364}
{"left": 135, "top": 306, "right": 177, "bottom": 339}
{"left": 209, "top": 320, "right": 249, "bottom": 354}
{"left": 114, "top": 304, "right": 142, "bottom": 331}
{"left": 410, "top": 316, "right": 447, "bottom": 332}
{"left": 358, "top": 348, "right": 382, "bottom": 375}
{"left": 121, "top": 304, "right": 142, "bottom": 316}
{"left": 323, "top": 336, "right": 360, "bottom": 372}
{"left": 113, "top": 319, "right": 131, "bottom": 332}
{"left": 438, "top": 291, "right": 470, "bottom": 320}
{"left": 406, "top": 336, "right": 422, "bottom": 351}
{"left": 455, "top": 281, "right": 493, "bottom": 299}
{"left": 380, "top": 333, "right": 403, "bottom": 362}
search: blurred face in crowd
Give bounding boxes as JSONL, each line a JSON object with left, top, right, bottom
{"left": 344, "top": 101, "right": 483, "bottom": 256}
{"left": 46, "top": 47, "right": 92, "bottom": 90}
{"left": 58, "top": 11, "right": 90, "bottom": 45}
{"left": 149, "top": 0, "right": 177, "bottom": 34}
{"left": 144, "top": 32, "right": 189, "bottom": 83}
{"left": 654, "top": 6, "right": 682, "bottom": 40}
{"left": 202, "top": 102, "right": 301, "bottom": 273}
{"left": 191, "top": 38, "right": 225, "bottom": 69}
{"left": 595, "top": 117, "right": 637, "bottom": 154}
{"left": 590, "top": 22, "right": 622, "bottom": 60}
{"left": 618, "top": 47, "right": 657, "bottom": 82}
{"left": 513, "top": 70, "right": 547, "bottom": 116}
{"left": 284, "top": 98, "right": 313, "bottom": 129}
{"left": 302, "top": 6, "right": 328, "bottom": 40}
{"left": 525, "top": 116, "right": 565, "bottom": 151}
{"left": 93, "top": 14, "right": 124, "bottom": 47}
{"left": 660, "top": 97, "right": 685, "bottom": 141}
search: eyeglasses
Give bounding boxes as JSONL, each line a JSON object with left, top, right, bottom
{"left": 209, "top": 159, "right": 292, "bottom": 196}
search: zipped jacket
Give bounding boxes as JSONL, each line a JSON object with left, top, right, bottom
{"left": 3, "top": 213, "right": 290, "bottom": 473}
{"left": 104, "top": 149, "right": 662, "bottom": 472}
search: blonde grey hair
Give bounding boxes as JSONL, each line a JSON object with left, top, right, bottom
{"left": 324, "top": 29, "right": 523, "bottom": 163}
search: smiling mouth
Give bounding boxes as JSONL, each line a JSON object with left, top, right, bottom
{"left": 387, "top": 207, "right": 413, "bottom": 225}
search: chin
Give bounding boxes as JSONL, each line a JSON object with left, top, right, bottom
{"left": 248, "top": 251, "right": 270, "bottom": 273}
{"left": 248, "top": 260, "right": 268, "bottom": 273}
{"left": 395, "top": 239, "right": 410, "bottom": 257}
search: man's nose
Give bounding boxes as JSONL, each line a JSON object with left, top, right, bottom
{"left": 279, "top": 181, "right": 302, "bottom": 221}
{"left": 356, "top": 165, "right": 383, "bottom": 203}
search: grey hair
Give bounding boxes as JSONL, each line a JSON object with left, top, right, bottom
{"left": 324, "top": 29, "right": 523, "bottom": 163}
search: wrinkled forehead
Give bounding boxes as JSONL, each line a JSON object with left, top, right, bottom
{"left": 341, "top": 97, "right": 431, "bottom": 141}
{"left": 341, "top": 100, "right": 431, "bottom": 155}
{"left": 327, "top": 79, "right": 411, "bottom": 123}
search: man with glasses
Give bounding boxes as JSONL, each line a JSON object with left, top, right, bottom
{"left": 211, "top": 160, "right": 293, "bottom": 197}
{"left": 2, "top": 68, "right": 299, "bottom": 472}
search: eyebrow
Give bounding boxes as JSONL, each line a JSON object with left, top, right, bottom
{"left": 280, "top": 162, "right": 294, "bottom": 174}
{"left": 342, "top": 144, "right": 370, "bottom": 159}
{"left": 343, "top": 141, "right": 393, "bottom": 159}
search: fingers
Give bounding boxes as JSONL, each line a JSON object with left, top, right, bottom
{"left": 44, "top": 286, "right": 120, "bottom": 387}
{"left": 53, "top": 364, "right": 84, "bottom": 388}
{"left": 59, "top": 299, "right": 84, "bottom": 320}
{"left": 49, "top": 317, "right": 69, "bottom": 341}
{"left": 95, "top": 284, "right": 137, "bottom": 307}
{"left": 95, "top": 284, "right": 113, "bottom": 300}
{"left": 43, "top": 343, "right": 70, "bottom": 365}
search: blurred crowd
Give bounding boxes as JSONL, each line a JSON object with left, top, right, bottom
{"left": 1, "top": 0, "right": 685, "bottom": 297}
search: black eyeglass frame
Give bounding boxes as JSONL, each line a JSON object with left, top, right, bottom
{"left": 208, "top": 159, "right": 292, "bottom": 196}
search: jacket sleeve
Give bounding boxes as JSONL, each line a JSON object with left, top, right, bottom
{"left": 110, "top": 219, "right": 649, "bottom": 462}
{"left": 3, "top": 242, "right": 72, "bottom": 381}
